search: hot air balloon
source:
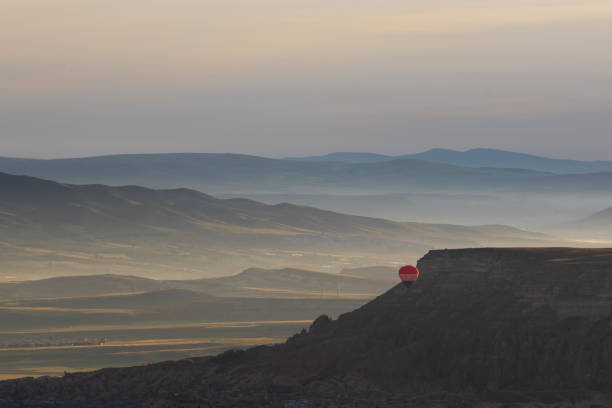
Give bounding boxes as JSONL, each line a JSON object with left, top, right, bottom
{"left": 398, "top": 265, "right": 419, "bottom": 287}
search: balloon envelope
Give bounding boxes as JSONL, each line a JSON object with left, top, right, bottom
{"left": 398, "top": 265, "right": 419, "bottom": 287}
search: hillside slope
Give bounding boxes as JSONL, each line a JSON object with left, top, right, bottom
{"left": 548, "top": 205, "right": 612, "bottom": 241}
{"left": 0, "top": 268, "right": 392, "bottom": 301}
{"left": 0, "top": 274, "right": 160, "bottom": 300}
{"left": 578, "top": 205, "right": 612, "bottom": 227}
{"left": 0, "top": 288, "right": 366, "bottom": 332}
{"left": 4, "top": 248, "right": 612, "bottom": 406}
{"left": 168, "top": 267, "right": 389, "bottom": 298}
{"left": 0, "top": 172, "right": 562, "bottom": 279}
{"left": 2, "top": 172, "right": 546, "bottom": 241}
{"left": 5, "top": 154, "right": 612, "bottom": 229}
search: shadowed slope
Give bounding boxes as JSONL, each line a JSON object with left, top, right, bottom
{"left": 0, "top": 172, "right": 563, "bottom": 279}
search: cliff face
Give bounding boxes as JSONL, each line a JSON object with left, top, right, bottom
{"left": 3, "top": 248, "right": 612, "bottom": 406}
{"left": 249, "top": 248, "right": 612, "bottom": 395}
{"left": 324, "top": 248, "right": 612, "bottom": 392}
{"left": 416, "top": 248, "right": 612, "bottom": 320}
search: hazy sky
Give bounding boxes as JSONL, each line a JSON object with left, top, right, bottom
{"left": 2, "top": 0, "right": 611, "bottom": 159}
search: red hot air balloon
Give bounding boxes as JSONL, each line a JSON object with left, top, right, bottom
{"left": 398, "top": 265, "right": 419, "bottom": 287}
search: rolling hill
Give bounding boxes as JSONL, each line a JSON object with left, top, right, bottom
{"left": 0, "top": 288, "right": 366, "bottom": 330}
{"left": 0, "top": 268, "right": 384, "bottom": 381}
{"left": 0, "top": 267, "right": 392, "bottom": 301}
{"left": 577, "top": 205, "right": 612, "bottom": 227}
{"left": 549, "top": 204, "right": 612, "bottom": 241}
{"left": 166, "top": 267, "right": 390, "bottom": 298}
{"left": 0, "top": 172, "right": 553, "bottom": 242}
{"left": 0, "top": 274, "right": 161, "bottom": 300}
{"left": 0, "top": 172, "right": 564, "bottom": 280}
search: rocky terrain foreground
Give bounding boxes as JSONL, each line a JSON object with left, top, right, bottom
{"left": 3, "top": 248, "right": 612, "bottom": 407}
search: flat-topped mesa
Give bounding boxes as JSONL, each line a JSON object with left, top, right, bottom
{"left": 361, "top": 248, "right": 612, "bottom": 321}
{"left": 416, "top": 248, "right": 612, "bottom": 319}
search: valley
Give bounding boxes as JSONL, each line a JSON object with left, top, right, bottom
{"left": 0, "top": 171, "right": 566, "bottom": 280}
{"left": 0, "top": 268, "right": 390, "bottom": 379}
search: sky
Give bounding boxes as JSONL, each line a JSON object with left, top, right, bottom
{"left": 1, "top": 0, "right": 611, "bottom": 159}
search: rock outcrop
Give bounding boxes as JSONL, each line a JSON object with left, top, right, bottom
{"left": 3, "top": 248, "right": 612, "bottom": 407}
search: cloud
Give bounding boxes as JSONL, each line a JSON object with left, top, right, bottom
{"left": 344, "top": 1, "right": 612, "bottom": 35}
{"left": 0, "top": 0, "right": 611, "bottom": 158}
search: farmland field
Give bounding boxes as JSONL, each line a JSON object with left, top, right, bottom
{"left": 0, "top": 319, "right": 309, "bottom": 379}
{"left": 0, "top": 278, "right": 375, "bottom": 380}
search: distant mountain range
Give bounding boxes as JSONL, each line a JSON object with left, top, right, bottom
{"left": 0, "top": 153, "right": 545, "bottom": 193}
{"left": 0, "top": 172, "right": 563, "bottom": 279}
{"left": 4, "top": 151, "right": 612, "bottom": 230}
{"left": 2, "top": 152, "right": 612, "bottom": 196}
{"left": 287, "top": 148, "right": 612, "bottom": 174}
